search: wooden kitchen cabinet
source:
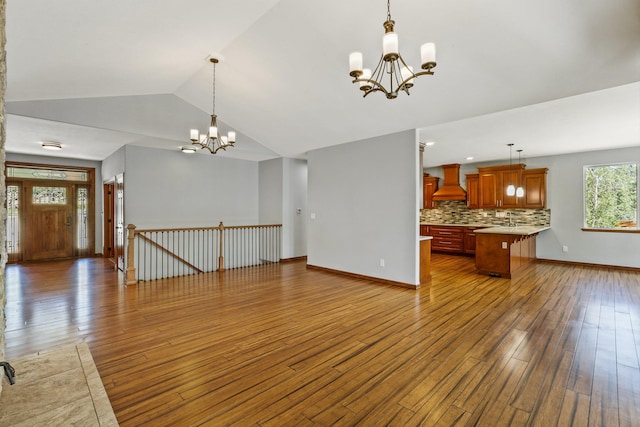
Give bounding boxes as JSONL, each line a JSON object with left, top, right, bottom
{"left": 478, "top": 164, "right": 525, "bottom": 209}
{"left": 475, "top": 232, "right": 538, "bottom": 278}
{"left": 464, "top": 226, "right": 484, "bottom": 254}
{"left": 430, "top": 226, "right": 464, "bottom": 252}
{"left": 465, "top": 174, "right": 479, "bottom": 209}
{"left": 422, "top": 225, "right": 486, "bottom": 255}
{"left": 423, "top": 174, "right": 439, "bottom": 209}
{"left": 521, "top": 168, "right": 548, "bottom": 208}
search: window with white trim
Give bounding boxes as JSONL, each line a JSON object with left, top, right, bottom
{"left": 584, "top": 162, "right": 637, "bottom": 229}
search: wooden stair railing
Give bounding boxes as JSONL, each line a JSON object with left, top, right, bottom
{"left": 126, "top": 222, "right": 282, "bottom": 285}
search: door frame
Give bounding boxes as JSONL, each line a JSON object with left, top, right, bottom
{"left": 5, "top": 161, "right": 96, "bottom": 262}
{"left": 103, "top": 180, "right": 115, "bottom": 259}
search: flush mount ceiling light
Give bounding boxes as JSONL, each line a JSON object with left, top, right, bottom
{"left": 181, "top": 145, "right": 197, "bottom": 154}
{"left": 188, "top": 56, "right": 236, "bottom": 154}
{"left": 348, "top": 0, "right": 437, "bottom": 99}
{"left": 41, "top": 142, "right": 62, "bottom": 150}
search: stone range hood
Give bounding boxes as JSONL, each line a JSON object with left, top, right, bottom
{"left": 432, "top": 163, "right": 467, "bottom": 201}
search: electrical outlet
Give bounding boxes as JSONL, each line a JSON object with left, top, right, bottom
{"left": 379, "top": 259, "right": 385, "bottom": 267}
{"left": 310, "top": 212, "right": 316, "bottom": 220}
{"left": 502, "top": 242, "right": 507, "bottom": 249}
{"left": 562, "top": 245, "right": 569, "bottom": 253}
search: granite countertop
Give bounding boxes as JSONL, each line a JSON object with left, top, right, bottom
{"left": 473, "top": 226, "right": 551, "bottom": 236}
{"left": 420, "top": 222, "right": 550, "bottom": 235}
{"left": 420, "top": 222, "right": 490, "bottom": 227}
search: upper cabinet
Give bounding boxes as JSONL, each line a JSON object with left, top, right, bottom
{"left": 467, "top": 164, "right": 548, "bottom": 209}
{"left": 465, "top": 174, "right": 479, "bottom": 209}
{"left": 423, "top": 174, "right": 440, "bottom": 209}
{"left": 521, "top": 168, "right": 548, "bottom": 209}
{"left": 478, "top": 164, "right": 525, "bottom": 208}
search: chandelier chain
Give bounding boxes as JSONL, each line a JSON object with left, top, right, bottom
{"left": 212, "top": 60, "right": 216, "bottom": 115}
{"left": 387, "top": 0, "right": 391, "bottom": 21}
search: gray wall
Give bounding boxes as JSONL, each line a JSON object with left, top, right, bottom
{"left": 425, "top": 146, "right": 640, "bottom": 268}
{"left": 308, "top": 130, "right": 421, "bottom": 286}
{"left": 259, "top": 157, "right": 308, "bottom": 259}
{"left": 123, "top": 145, "right": 259, "bottom": 229}
{"left": 101, "top": 145, "right": 125, "bottom": 181}
{"left": 282, "top": 158, "right": 307, "bottom": 259}
{"left": 259, "top": 158, "right": 283, "bottom": 225}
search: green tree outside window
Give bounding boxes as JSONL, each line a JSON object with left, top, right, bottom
{"left": 584, "top": 163, "right": 637, "bottom": 228}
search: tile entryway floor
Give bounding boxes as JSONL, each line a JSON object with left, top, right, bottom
{"left": 0, "top": 342, "right": 118, "bottom": 426}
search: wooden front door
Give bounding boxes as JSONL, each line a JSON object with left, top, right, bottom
{"left": 24, "top": 182, "right": 74, "bottom": 261}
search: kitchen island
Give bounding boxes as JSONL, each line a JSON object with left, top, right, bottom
{"left": 474, "top": 226, "right": 550, "bottom": 278}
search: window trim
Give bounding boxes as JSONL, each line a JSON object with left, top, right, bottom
{"left": 583, "top": 161, "right": 639, "bottom": 232}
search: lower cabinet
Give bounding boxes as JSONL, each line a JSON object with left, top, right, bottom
{"left": 430, "top": 226, "right": 464, "bottom": 252}
{"left": 422, "top": 225, "right": 486, "bottom": 254}
{"left": 475, "top": 232, "right": 538, "bottom": 278}
{"left": 464, "top": 227, "right": 483, "bottom": 254}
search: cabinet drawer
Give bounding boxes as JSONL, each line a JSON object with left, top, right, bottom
{"left": 432, "top": 237, "right": 464, "bottom": 252}
{"left": 430, "top": 227, "right": 464, "bottom": 239}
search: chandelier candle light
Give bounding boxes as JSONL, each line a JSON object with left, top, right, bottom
{"left": 187, "top": 57, "right": 236, "bottom": 154}
{"left": 348, "top": 0, "right": 437, "bottom": 99}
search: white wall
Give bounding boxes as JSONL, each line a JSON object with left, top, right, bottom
{"left": 425, "top": 146, "right": 640, "bottom": 268}
{"left": 123, "top": 145, "right": 259, "bottom": 229}
{"left": 6, "top": 153, "right": 103, "bottom": 254}
{"left": 308, "top": 130, "right": 420, "bottom": 286}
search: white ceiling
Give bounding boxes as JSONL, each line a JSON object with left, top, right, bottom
{"left": 5, "top": 0, "right": 640, "bottom": 167}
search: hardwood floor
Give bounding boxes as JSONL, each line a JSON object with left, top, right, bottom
{"left": 4, "top": 255, "right": 640, "bottom": 426}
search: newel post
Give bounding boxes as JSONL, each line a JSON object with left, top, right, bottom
{"left": 125, "top": 224, "right": 137, "bottom": 285}
{"left": 218, "top": 221, "right": 225, "bottom": 272}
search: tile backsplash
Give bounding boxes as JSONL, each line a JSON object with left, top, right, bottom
{"left": 420, "top": 200, "right": 550, "bottom": 227}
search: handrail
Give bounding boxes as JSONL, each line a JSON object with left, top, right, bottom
{"left": 126, "top": 222, "right": 282, "bottom": 285}
{"left": 136, "top": 233, "right": 204, "bottom": 274}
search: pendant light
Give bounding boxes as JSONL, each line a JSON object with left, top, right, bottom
{"left": 506, "top": 144, "right": 516, "bottom": 196}
{"left": 516, "top": 149, "right": 524, "bottom": 197}
{"left": 348, "top": 0, "right": 437, "bottom": 99}
{"left": 189, "top": 56, "right": 236, "bottom": 154}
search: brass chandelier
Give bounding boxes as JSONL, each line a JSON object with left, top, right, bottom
{"left": 348, "top": 0, "right": 437, "bottom": 99}
{"left": 187, "top": 57, "right": 236, "bottom": 154}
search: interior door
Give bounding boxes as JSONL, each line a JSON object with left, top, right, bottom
{"left": 103, "top": 181, "right": 115, "bottom": 259}
{"left": 114, "top": 174, "right": 125, "bottom": 271}
{"left": 24, "top": 182, "right": 74, "bottom": 261}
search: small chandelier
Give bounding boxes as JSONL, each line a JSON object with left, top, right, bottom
{"left": 189, "top": 57, "right": 235, "bottom": 154}
{"left": 348, "top": 0, "right": 437, "bottom": 99}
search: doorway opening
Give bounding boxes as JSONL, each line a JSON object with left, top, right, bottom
{"left": 6, "top": 162, "right": 95, "bottom": 262}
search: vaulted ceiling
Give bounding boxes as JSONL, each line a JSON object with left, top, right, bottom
{"left": 5, "top": 0, "right": 640, "bottom": 167}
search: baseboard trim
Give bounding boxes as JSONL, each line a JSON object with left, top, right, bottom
{"left": 537, "top": 258, "right": 640, "bottom": 272}
{"left": 280, "top": 256, "right": 308, "bottom": 263}
{"left": 306, "top": 264, "right": 419, "bottom": 290}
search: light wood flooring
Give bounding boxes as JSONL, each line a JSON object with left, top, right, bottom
{"left": 3, "top": 255, "right": 640, "bottom": 426}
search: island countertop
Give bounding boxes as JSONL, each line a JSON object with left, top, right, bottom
{"left": 473, "top": 226, "right": 550, "bottom": 236}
